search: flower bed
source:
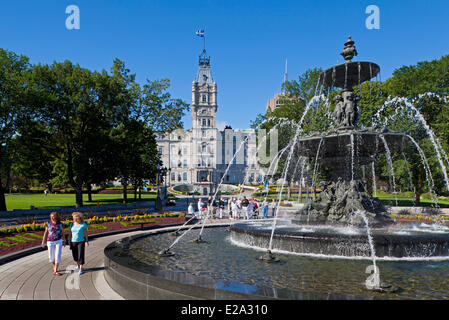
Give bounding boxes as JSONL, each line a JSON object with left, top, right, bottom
{"left": 0, "top": 213, "right": 185, "bottom": 257}
{"left": 390, "top": 214, "right": 449, "bottom": 225}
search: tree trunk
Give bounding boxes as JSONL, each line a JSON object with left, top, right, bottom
{"left": 87, "top": 184, "right": 92, "bottom": 202}
{"left": 75, "top": 188, "right": 83, "bottom": 208}
{"left": 415, "top": 191, "right": 421, "bottom": 205}
{"left": 0, "top": 187, "right": 7, "bottom": 211}
{"left": 122, "top": 176, "right": 128, "bottom": 204}
{"left": 298, "top": 186, "right": 303, "bottom": 204}
{"left": 134, "top": 185, "right": 138, "bottom": 201}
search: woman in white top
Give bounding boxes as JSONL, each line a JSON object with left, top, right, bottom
{"left": 188, "top": 203, "right": 196, "bottom": 218}
{"left": 231, "top": 199, "right": 238, "bottom": 220}
{"left": 197, "top": 199, "right": 203, "bottom": 218}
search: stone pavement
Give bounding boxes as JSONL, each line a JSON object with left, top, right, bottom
{"left": 0, "top": 229, "right": 152, "bottom": 300}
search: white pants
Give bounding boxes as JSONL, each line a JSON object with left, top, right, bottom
{"left": 47, "top": 239, "right": 63, "bottom": 264}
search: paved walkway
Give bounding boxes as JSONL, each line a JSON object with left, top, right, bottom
{"left": 0, "top": 219, "right": 247, "bottom": 300}
{"left": 0, "top": 229, "right": 151, "bottom": 300}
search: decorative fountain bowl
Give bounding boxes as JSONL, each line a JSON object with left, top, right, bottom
{"left": 319, "top": 61, "right": 380, "bottom": 90}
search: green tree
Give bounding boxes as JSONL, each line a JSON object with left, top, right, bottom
{"left": 109, "top": 59, "right": 189, "bottom": 203}
{"left": 0, "top": 49, "right": 32, "bottom": 211}
{"left": 30, "top": 61, "right": 119, "bottom": 207}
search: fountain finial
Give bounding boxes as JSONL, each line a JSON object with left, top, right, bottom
{"left": 340, "top": 36, "right": 358, "bottom": 63}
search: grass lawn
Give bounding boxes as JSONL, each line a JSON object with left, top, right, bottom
{"left": 4, "top": 193, "right": 161, "bottom": 211}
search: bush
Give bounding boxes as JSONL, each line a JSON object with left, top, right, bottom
{"left": 280, "top": 202, "right": 292, "bottom": 207}
{"left": 427, "top": 207, "right": 442, "bottom": 216}
{"left": 398, "top": 209, "right": 412, "bottom": 216}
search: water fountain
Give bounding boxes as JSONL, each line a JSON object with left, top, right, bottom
{"left": 231, "top": 35, "right": 449, "bottom": 273}
{"left": 104, "top": 37, "right": 449, "bottom": 300}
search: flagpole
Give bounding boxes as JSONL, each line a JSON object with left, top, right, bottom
{"left": 203, "top": 31, "right": 206, "bottom": 52}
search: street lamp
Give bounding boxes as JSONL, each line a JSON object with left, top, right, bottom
{"left": 155, "top": 165, "right": 163, "bottom": 212}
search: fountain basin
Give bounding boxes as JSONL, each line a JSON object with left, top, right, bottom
{"left": 104, "top": 224, "right": 449, "bottom": 300}
{"left": 103, "top": 226, "right": 360, "bottom": 299}
{"left": 231, "top": 221, "right": 449, "bottom": 258}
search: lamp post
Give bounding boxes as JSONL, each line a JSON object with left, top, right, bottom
{"left": 161, "top": 166, "right": 168, "bottom": 206}
{"left": 155, "top": 165, "right": 162, "bottom": 212}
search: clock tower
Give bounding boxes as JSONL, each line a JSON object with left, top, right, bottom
{"left": 191, "top": 49, "right": 218, "bottom": 195}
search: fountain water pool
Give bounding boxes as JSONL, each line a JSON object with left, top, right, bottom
{"left": 104, "top": 223, "right": 449, "bottom": 300}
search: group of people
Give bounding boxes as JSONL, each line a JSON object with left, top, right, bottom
{"left": 188, "top": 196, "right": 227, "bottom": 219}
{"left": 40, "top": 211, "right": 89, "bottom": 276}
{"left": 188, "top": 196, "right": 278, "bottom": 220}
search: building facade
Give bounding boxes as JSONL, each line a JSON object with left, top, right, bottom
{"left": 155, "top": 49, "right": 263, "bottom": 195}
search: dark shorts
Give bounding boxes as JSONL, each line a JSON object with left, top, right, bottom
{"left": 70, "top": 241, "right": 86, "bottom": 265}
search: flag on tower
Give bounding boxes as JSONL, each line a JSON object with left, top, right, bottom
{"left": 196, "top": 30, "right": 205, "bottom": 37}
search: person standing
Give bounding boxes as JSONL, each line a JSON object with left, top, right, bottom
{"left": 41, "top": 212, "right": 64, "bottom": 276}
{"left": 246, "top": 199, "right": 254, "bottom": 220}
{"left": 188, "top": 202, "right": 196, "bottom": 218}
{"left": 69, "top": 212, "right": 89, "bottom": 275}
{"left": 253, "top": 199, "right": 259, "bottom": 218}
{"left": 207, "top": 196, "right": 212, "bottom": 217}
{"left": 229, "top": 198, "right": 236, "bottom": 219}
{"left": 218, "top": 198, "right": 225, "bottom": 219}
{"left": 202, "top": 199, "right": 208, "bottom": 218}
{"left": 197, "top": 198, "right": 203, "bottom": 219}
{"left": 271, "top": 199, "right": 277, "bottom": 217}
{"left": 262, "top": 198, "right": 269, "bottom": 218}
{"left": 235, "top": 198, "right": 242, "bottom": 219}
{"left": 241, "top": 196, "right": 249, "bottom": 219}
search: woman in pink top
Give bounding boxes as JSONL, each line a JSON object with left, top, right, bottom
{"left": 41, "top": 212, "right": 65, "bottom": 276}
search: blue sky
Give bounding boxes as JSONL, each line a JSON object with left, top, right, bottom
{"left": 1, "top": 0, "right": 448, "bottom": 129}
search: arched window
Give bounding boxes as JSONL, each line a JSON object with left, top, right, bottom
{"left": 202, "top": 119, "right": 206, "bottom": 126}
{"left": 202, "top": 95, "right": 207, "bottom": 103}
